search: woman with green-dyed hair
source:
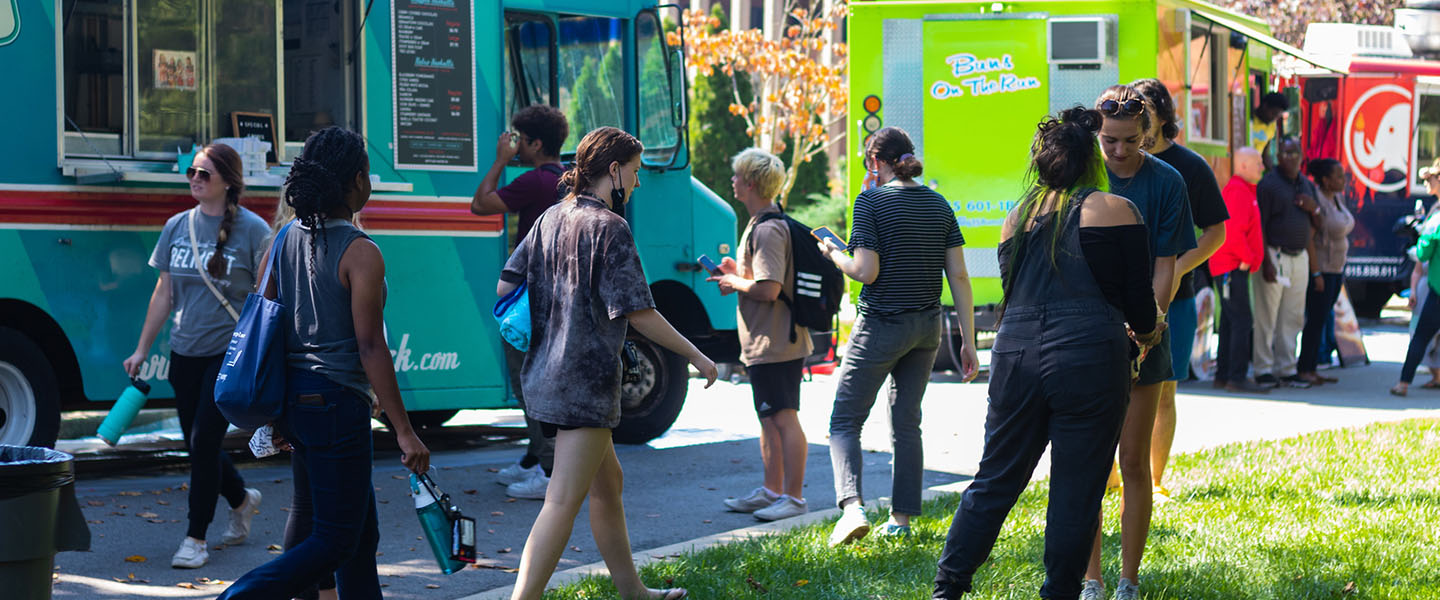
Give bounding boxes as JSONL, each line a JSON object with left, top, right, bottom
{"left": 933, "top": 106, "right": 1164, "bottom": 600}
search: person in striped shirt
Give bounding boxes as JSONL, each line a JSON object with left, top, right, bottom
{"left": 818, "top": 126, "right": 979, "bottom": 546}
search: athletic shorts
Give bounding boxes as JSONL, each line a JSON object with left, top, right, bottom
{"left": 1167, "top": 296, "right": 1197, "bottom": 382}
{"left": 1137, "top": 327, "right": 1174, "bottom": 386}
{"left": 747, "top": 358, "right": 804, "bottom": 418}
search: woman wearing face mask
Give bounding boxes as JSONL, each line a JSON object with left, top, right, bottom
{"left": 1082, "top": 85, "right": 1195, "bottom": 600}
{"left": 124, "top": 143, "right": 271, "bottom": 569}
{"left": 1297, "top": 159, "right": 1352, "bottom": 385}
{"left": 219, "top": 126, "right": 431, "bottom": 599}
{"left": 819, "top": 126, "right": 979, "bottom": 547}
{"left": 499, "top": 127, "right": 718, "bottom": 600}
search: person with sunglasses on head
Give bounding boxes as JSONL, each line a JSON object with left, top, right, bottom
{"left": 1129, "top": 79, "right": 1229, "bottom": 504}
{"left": 1082, "top": 85, "right": 1195, "bottom": 600}
{"left": 500, "top": 127, "right": 717, "bottom": 600}
{"left": 1251, "top": 136, "right": 1321, "bottom": 391}
{"left": 124, "top": 143, "right": 272, "bottom": 569}
{"left": 471, "top": 104, "right": 570, "bottom": 500}
{"left": 219, "top": 126, "right": 431, "bottom": 599}
{"left": 933, "top": 107, "right": 1161, "bottom": 600}
{"left": 819, "top": 126, "right": 979, "bottom": 547}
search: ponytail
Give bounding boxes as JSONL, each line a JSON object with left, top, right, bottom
{"left": 197, "top": 143, "right": 246, "bottom": 278}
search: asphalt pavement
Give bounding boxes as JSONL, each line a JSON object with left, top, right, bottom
{"left": 49, "top": 320, "right": 1440, "bottom": 599}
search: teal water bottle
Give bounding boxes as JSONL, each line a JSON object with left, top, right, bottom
{"left": 411, "top": 473, "right": 464, "bottom": 575}
{"left": 97, "top": 378, "right": 151, "bottom": 446}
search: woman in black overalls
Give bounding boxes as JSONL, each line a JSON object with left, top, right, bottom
{"left": 933, "top": 108, "right": 1165, "bottom": 600}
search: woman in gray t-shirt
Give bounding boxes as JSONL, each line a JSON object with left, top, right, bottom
{"left": 123, "top": 143, "right": 271, "bottom": 569}
{"left": 499, "top": 127, "right": 716, "bottom": 600}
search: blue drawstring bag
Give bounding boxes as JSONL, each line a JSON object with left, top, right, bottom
{"left": 493, "top": 279, "right": 530, "bottom": 351}
{"left": 214, "top": 222, "right": 293, "bottom": 429}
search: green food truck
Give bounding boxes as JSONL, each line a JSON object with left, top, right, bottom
{"left": 0, "top": 0, "right": 737, "bottom": 447}
{"left": 847, "top": 0, "right": 1322, "bottom": 357}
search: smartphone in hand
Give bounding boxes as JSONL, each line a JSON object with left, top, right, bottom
{"left": 811, "top": 226, "right": 847, "bottom": 250}
{"left": 697, "top": 254, "right": 724, "bottom": 276}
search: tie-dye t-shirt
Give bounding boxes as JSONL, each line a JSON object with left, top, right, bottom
{"left": 500, "top": 196, "right": 655, "bottom": 428}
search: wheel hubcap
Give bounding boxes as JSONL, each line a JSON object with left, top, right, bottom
{"left": 620, "top": 348, "right": 660, "bottom": 412}
{"left": 0, "top": 362, "right": 36, "bottom": 446}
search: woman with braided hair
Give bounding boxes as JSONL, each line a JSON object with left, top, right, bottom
{"left": 933, "top": 107, "right": 1161, "bottom": 600}
{"left": 125, "top": 142, "right": 270, "bottom": 569}
{"left": 219, "top": 127, "right": 430, "bottom": 599}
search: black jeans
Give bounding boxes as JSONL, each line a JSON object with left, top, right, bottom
{"left": 283, "top": 450, "right": 337, "bottom": 599}
{"left": 219, "top": 369, "right": 381, "bottom": 599}
{"left": 1213, "top": 271, "right": 1254, "bottom": 384}
{"left": 170, "top": 352, "right": 247, "bottom": 540}
{"left": 934, "top": 306, "right": 1130, "bottom": 600}
{"left": 1402, "top": 288, "right": 1440, "bottom": 384}
{"left": 1297, "top": 273, "right": 1343, "bottom": 373}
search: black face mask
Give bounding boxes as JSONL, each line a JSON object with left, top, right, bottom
{"left": 610, "top": 172, "right": 626, "bottom": 216}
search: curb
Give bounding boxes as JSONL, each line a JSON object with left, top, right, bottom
{"left": 455, "top": 481, "right": 974, "bottom": 600}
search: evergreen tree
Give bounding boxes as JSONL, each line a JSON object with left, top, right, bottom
{"left": 782, "top": 139, "right": 831, "bottom": 211}
{"left": 688, "top": 4, "right": 754, "bottom": 237}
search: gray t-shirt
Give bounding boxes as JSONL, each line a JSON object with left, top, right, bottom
{"left": 148, "top": 207, "right": 272, "bottom": 356}
{"left": 501, "top": 197, "right": 655, "bottom": 429}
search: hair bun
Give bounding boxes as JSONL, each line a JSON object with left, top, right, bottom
{"left": 1059, "top": 106, "right": 1101, "bottom": 133}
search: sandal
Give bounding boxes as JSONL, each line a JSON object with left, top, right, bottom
{"left": 1420, "top": 380, "right": 1440, "bottom": 389}
{"left": 1390, "top": 383, "right": 1408, "bottom": 397}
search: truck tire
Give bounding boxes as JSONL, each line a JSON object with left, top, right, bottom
{"left": 407, "top": 410, "right": 459, "bottom": 430}
{"left": 612, "top": 335, "right": 689, "bottom": 445}
{"left": 1348, "top": 281, "right": 1393, "bottom": 320}
{"left": 0, "top": 327, "right": 62, "bottom": 448}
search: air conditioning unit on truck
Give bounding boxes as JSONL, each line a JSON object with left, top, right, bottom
{"left": 0, "top": 0, "right": 737, "bottom": 448}
{"left": 848, "top": 0, "right": 1312, "bottom": 356}
{"left": 1286, "top": 16, "right": 1440, "bottom": 317}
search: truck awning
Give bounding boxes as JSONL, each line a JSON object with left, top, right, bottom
{"left": 1347, "top": 57, "right": 1440, "bottom": 77}
{"left": 1182, "top": 1, "right": 1349, "bottom": 73}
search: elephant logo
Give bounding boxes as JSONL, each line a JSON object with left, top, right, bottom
{"left": 1344, "top": 83, "right": 1413, "bottom": 194}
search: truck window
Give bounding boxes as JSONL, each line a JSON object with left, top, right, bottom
{"left": 504, "top": 13, "right": 556, "bottom": 123}
{"left": 1189, "top": 23, "right": 1225, "bottom": 143}
{"left": 282, "top": 0, "right": 363, "bottom": 161}
{"left": 557, "top": 16, "right": 625, "bottom": 153}
{"left": 636, "top": 10, "right": 680, "bottom": 166}
{"left": 1417, "top": 93, "right": 1440, "bottom": 192}
{"left": 62, "top": 0, "right": 282, "bottom": 160}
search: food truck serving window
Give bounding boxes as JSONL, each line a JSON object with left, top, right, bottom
{"left": 1189, "top": 22, "right": 1226, "bottom": 143}
{"left": 62, "top": 0, "right": 291, "bottom": 161}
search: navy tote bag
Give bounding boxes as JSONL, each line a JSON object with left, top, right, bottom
{"left": 214, "top": 221, "right": 294, "bottom": 429}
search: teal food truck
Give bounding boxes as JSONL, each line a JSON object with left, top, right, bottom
{"left": 0, "top": 0, "right": 736, "bottom": 447}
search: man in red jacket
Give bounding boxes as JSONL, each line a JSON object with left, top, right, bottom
{"left": 1210, "top": 147, "right": 1270, "bottom": 393}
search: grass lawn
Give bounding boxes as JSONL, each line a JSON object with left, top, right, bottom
{"left": 546, "top": 418, "right": 1440, "bottom": 599}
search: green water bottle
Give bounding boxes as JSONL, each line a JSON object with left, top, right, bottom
{"left": 411, "top": 473, "right": 464, "bottom": 575}
{"left": 97, "top": 378, "right": 151, "bottom": 446}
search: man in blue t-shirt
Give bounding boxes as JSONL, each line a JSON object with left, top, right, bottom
{"left": 470, "top": 104, "right": 568, "bottom": 500}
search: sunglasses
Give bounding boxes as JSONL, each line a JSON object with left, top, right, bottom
{"left": 185, "top": 166, "right": 212, "bottom": 182}
{"left": 1099, "top": 98, "right": 1145, "bottom": 117}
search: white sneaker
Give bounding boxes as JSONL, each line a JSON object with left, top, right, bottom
{"left": 723, "top": 487, "right": 779, "bottom": 513}
{"left": 220, "top": 487, "right": 262, "bottom": 545}
{"left": 1079, "top": 579, "right": 1105, "bottom": 600}
{"left": 827, "top": 504, "right": 871, "bottom": 547}
{"left": 171, "top": 537, "right": 208, "bottom": 569}
{"left": 1115, "top": 577, "right": 1139, "bottom": 600}
{"left": 753, "top": 496, "right": 808, "bottom": 521}
{"left": 505, "top": 470, "right": 550, "bottom": 500}
{"left": 497, "top": 461, "right": 542, "bottom": 486}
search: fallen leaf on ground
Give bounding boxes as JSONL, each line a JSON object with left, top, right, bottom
{"left": 498, "top": 547, "right": 512, "bottom": 553}
{"left": 426, "top": 584, "right": 441, "bottom": 589}
{"left": 110, "top": 511, "right": 125, "bottom": 516}
{"left": 486, "top": 467, "right": 499, "bottom": 473}
{"left": 570, "top": 546, "right": 582, "bottom": 552}
{"left": 1343, "top": 582, "right": 1357, "bottom": 594}
{"left": 148, "top": 519, "right": 166, "bottom": 524}
{"left": 124, "top": 556, "right": 146, "bottom": 563}
{"left": 464, "top": 489, "right": 478, "bottom": 495}
{"left": 117, "top": 491, "right": 141, "bottom": 497}
{"left": 87, "top": 520, "right": 104, "bottom": 524}
{"left": 156, "top": 500, "right": 170, "bottom": 505}
{"left": 267, "top": 544, "right": 283, "bottom": 551}
{"left": 491, "top": 511, "right": 504, "bottom": 516}
{"left": 702, "top": 519, "right": 712, "bottom": 523}
{"left": 176, "top": 582, "right": 199, "bottom": 589}
{"left": 136, "top": 512, "right": 158, "bottom": 518}
{"left": 794, "top": 580, "right": 810, "bottom": 587}
{"left": 391, "top": 475, "right": 406, "bottom": 480}
{"left": 197, "top": 577, "right": 225, "bottom": 585}
{"left": 746, "top": 577, "right": 768, "bottom": 592}
{"left": 86, "top": 500, "right": 106, "bottom": 507}
{"left": 505, "top": 498, "right": 516, "bottom": 503}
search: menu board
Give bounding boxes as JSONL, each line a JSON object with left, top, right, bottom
{"left": 391, "top": 0, "right": 476, "bottom": 171}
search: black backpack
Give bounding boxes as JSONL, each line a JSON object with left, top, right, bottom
{"left": 749, "top": 210, "right": 846, "bottom": 342}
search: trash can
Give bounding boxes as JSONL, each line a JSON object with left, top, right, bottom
{"left": 0, "top": 445, "right": 91, "bottom": 600}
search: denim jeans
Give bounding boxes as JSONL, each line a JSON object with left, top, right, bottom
{"left": 829, "top": 308, "right": 941, "bottom": 517}
{"left": 281, "top": 449, "right": 337, "bottom": 599}
{"left": 169, "top": 352, "right": 247, "bottom": 540}
{"left": 934, "top": 304, "right": 1130, "bottom": 600}
{"left": 219, "top": 369, "right": 381, "bottom": 600}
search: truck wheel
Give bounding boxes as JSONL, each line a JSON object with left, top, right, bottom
{"left": 407, "top": 410, "right": 459, "bottom": 430}
{"left": 1348, "top": 281, "right": 1392, "bottom": 320}
{"left": 612, "top": 335, "right": 689, "bottom": 445}
{"left": 0, "top": 327, "right": 62, "bottom": 448}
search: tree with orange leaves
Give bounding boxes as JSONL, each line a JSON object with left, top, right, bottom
{"left": 672, "top": 0, "right": 848, "bottom": 206}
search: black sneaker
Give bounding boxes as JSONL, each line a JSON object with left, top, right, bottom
{"left": 1280, "top": 375, "right": 1313, "bottom": 389}
{"left": 1254, "top": 374, "right": 1280, "bottom": 388}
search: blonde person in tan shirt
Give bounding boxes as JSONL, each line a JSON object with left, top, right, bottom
{"left": 710, "top": 148, "right": 814, "bottom": 521}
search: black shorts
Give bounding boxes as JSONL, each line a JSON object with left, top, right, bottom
{"left": 538, "top": 421, "right": 583, "bottom": 439}
{"left": 1136, "top": 328, "right": 1174, "bottom": 386}
{"left": 748, "top": 358, "right": 804, "bottom": 418}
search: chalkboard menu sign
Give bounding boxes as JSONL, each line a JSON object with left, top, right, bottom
{"left": 230, "top": 112, "right": 278, "bottom": 164}
{"left": 391, "top": 0, "right": 477, "bottom": 171}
